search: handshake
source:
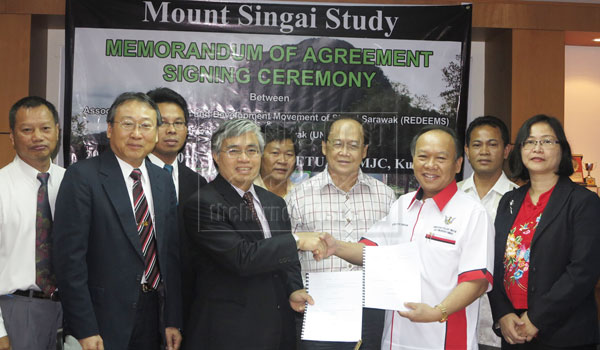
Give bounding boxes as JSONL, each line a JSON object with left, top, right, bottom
{"left": 295, "top": 232, "right": 337, "bottom": 261}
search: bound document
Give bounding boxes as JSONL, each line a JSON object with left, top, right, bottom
{"left": 301, "top": 271, "right": 363, "bottom": 342}
{"left": 363, "top": 243, "right": 421, "bottom": 311}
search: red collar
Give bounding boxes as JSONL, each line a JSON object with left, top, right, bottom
{"left": 408, "top": 180, "right": 458, "bottom": 211}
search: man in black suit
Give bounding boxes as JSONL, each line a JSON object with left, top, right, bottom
{"left": 146, "top": 87, "right": 207, "bottom": 328}
{"left": 183, "top": 118, "right": 325, "bottom": 350}
{"left": 53, "top": 92, "right": 182, "bottom": 350}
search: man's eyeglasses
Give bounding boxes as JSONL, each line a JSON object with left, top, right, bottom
{"left": 160, "top": 121, "right": 186, "bottom": 130}
{"left": 222, "top": 148, "right": 261, "bottom": 159}
{"left": 328, "top": 140, "right": 362, "bottom": 152}
{"left": 113, "top": 120, "right": 155, "bottom": 132}
{"left": 521, "top": 139, "right": 560, "bottom": 150}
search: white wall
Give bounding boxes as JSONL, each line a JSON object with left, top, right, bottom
{"left": 463, "top": 41, "right": 486, "bottom": 178}
{"left": 565, "top": 45, "right": 600, "bottom": 182}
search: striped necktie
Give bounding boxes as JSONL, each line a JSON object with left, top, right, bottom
{"left": 130, "top": 169, "right": 161, "bottom": 289}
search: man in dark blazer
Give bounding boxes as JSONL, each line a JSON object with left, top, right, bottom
{"left": 183, "top": 119, "right": 326, "bottom": 350}
{"left": 146, "top": 87, "right": 207, "bottom": 328}
{"left": 53, "top": 92, "right": 182, "bottom": 350}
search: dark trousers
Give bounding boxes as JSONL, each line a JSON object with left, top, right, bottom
{"left": 299, "top": 308, "right": 384, "bottom": 350}
{"left": 127, "top": 287, "right": 160, "bottom": 350}
{"left": 501, "top": 338, "right": 596, "bottom": 350}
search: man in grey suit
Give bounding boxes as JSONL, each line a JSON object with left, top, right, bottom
{"left": 53, "top": 92, "right": 182, "bottom": 350}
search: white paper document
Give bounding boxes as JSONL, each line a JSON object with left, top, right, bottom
{"left": 301, "top": 271, "right": 363, "bottom": 342}
{"left": 363, "top": 243, "right": 421, "bottom": 311}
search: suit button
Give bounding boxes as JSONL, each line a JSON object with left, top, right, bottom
{"left": 136, "top": 274, "right": 141, "bottom": 282}
{"left": 277, "top": 305, "right": 281, "bottom": 310}
{"left": 531, "top": 287, "right": 536, "bottom": 293}
{"left": 532, "top": 267, "right": 537, "bottom": 273}
{"left": 132, "top": 302, "right": 137, "bottom": 309}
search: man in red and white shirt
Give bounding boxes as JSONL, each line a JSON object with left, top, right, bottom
{"left": 323, "top": 125, "right": 494, "bottom": 350}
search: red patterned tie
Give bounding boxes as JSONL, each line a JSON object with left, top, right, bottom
{"left": 242, "top": 191, "right": 264, "bottom": 233}
{"left": 130, "top": 169, "right": 161, "bottom": 289}
{"left": 36, "top": 173, "right": 56, "bottom": 296}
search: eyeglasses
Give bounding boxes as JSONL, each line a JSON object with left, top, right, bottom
{"left": 160, "top": 121, "right": 186, "bottom": 130}
{"left": 113, "top": 120, "right": 155, "bottom": 132}
{"left": 328, "top": 140, "right": 362, "bottom": 152}
{"left": 521, "top": 139, "right": 560, "bottom": 150}
{"left": 221, "top": 148, "right": 261, "bottom": 159}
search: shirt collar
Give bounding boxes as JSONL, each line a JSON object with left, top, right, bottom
{"left": 231, "top": 183, "right": 261, "bottom": 205}
{"left": 115, "top": 155, "right": 149, "bottom": 183}
{"left": 491, "top": 172, "right": 517, "bottom": 194}
{"left": 320, "top": 165, "right": 370, "bottom": 192}
{"left": 408, "top": 180, "right": 458, "bottom": 211}
{"left": 14, "top": 155, "right": 56, "bottom": 186}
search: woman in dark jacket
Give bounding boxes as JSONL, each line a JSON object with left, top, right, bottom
{"left": 489, "top": 114, "right": 600, "bottom": 349}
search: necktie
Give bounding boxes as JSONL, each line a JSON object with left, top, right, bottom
{"left": 242, "top": 192, "right": 264, "bottom": 234}
{"left": 130, "top": 169, "right": 161, "bottom": 289}
{"left": 163, "top": 164, "right": 173, "bottom": 175}
{"left": 36, "top": 173, "right": 56, "bottom": 296}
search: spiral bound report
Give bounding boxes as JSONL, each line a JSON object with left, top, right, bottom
{"left": 301, "top": 271, "right": 363, "bottom": 342}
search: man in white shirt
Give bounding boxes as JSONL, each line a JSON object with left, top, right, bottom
{"left": 321, "top": 125, "right": 493, "bottom": 350}
{"left": 286, "top": 117, "right": 396, "bottom": 350}
{"left": 0, "top": 96, "right": 64, "bottom": 350}
{"left": 458, "top": 116, "right": 518, "bottom": 349}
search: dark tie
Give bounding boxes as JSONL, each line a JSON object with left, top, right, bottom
{"left": 36, "top": 173, "right": 56, "bottom": 296}
{"left": 163, "top": 164, "right": 173, "bottom": 175}
{"left": 242, "top": 191, "right": 264, "bottom": 234}
{"left": 130, "top": 169, "right": 161, "bottom": 289}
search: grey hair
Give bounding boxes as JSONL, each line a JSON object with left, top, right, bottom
{"left": 211, "top": 119, "right": 265, "bottom": 154}
{"left": 409, "top": 125, "right": 462, "bottom": 160}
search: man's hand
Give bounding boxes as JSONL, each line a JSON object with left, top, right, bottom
{"left": 318, "top": 233, "right": 338, "bottom": 259}
{"left": 79, "top": 335, "right": 104, "bottom": 350}
{"left": 295, "top": 232, "right": 328, "bottom": 260}
{"left": 289, "top": 289, "right": 314, "bottom": 313}
{"left": 518, "top": 311, "right": 539, "bottom": 342}
{"left": 499, "top": 313, "right": 526, "bottom": 345}
{"left": 0, "top": 335, "right": 11, "bottom": 350}
{"left": 397, "top": 302, "right": 442, "bottom": 323}
{"left": 165, "top": 327, "right": 182, "bottom": 350}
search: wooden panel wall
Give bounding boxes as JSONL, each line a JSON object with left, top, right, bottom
{"left": 0, "top": 14, "right": 29, "bottom": 166}
{"left": 511, "top": 30, "right": 565, "bottom": 137}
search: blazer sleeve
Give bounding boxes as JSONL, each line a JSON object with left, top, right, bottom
{"left": 184, "top": 191, "right": 300, "bottom": 278}
{"left": 52, "top": 165, "right": 99, "bottom": 339}
{"left": 164, "top": 180, "right": 183, "bottom": 329}
{"left": 488, "top": 192, "right": 517, "bottom": 335}
{"left": 528, "top": 189, "right": 600, "bottom": 332}
{"left": 277, "top": 196, "right": 303, "bottom": 295}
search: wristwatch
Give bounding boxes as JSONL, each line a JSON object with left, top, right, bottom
{"left": 434, "top": 304, "right": 448, "bottom": 323}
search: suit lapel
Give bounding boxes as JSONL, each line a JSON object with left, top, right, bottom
{"left": 99, "top": 151, "right": 144, "bottom": 261}
{"left": 531, "top": 177, "right": 573, "bottom": 248}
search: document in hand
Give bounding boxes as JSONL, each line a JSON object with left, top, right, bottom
{"left": 363, "top": 243, "right": 421, "bottom": 311}
{"left": 301, "top": 271, "right": 363, "bottom": 342}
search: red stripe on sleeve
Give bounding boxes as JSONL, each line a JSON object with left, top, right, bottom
{"left": 458, "top": 269, "right": 493, "bottom": 286}
{"left": 445, "top": 308, "right": 467, "bottom": 349}
{"left": 359, "top": 238, "right": 378, "bottom": 246}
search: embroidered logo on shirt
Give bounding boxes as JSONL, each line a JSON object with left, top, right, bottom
{"left": 444, "top": 216, "right": 455, "bottom": 225}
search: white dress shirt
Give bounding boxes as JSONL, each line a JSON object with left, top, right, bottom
{"left": 458, "top": 172, "right": 518, "bottom": 220}
{"left": 114, "top": 156, "right": 156, "bottom": 284}
{"left": 0, "top": 156, "right": 65, "bottom": 337}
{"left": 147, "top": 153, "right": 179, "bottom": 200}
{"left": 458, "top": 171, "right": 518, "bottom": 347}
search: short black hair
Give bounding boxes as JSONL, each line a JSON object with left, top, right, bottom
{"left": 509, "top": 114, "right": 573, "bottom": 181}
{"left": 324, "top": 116, "right": 370, "bottom": 145}
{"left": 410, "top": 125, "right": 462, "bottom": 160}
{"left": 146, "top": 87, "right": 189, "bottom": 125}
{"left": 9, "top": 96, "right": 59, "bottom": 130}
{"left": 106, "top": 92, "right": 161, "bottom": 126}
{"left": 261, "top": 123, "right": 299, "bottom": 155}
{"left": 465, "top": 115, "right": 510, "bottom": 147}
